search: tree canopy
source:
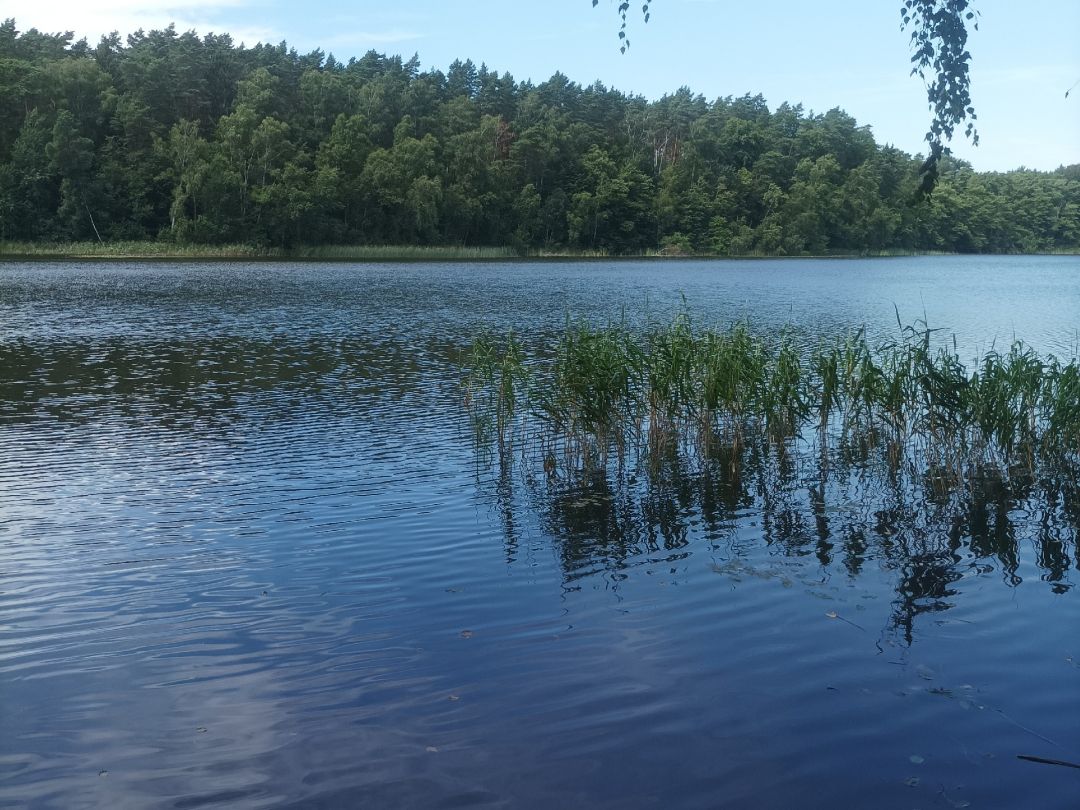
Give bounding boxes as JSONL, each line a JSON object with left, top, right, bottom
{"left": 598, "top": 0, "right": 981, "bottom": 191}
{"left": 1, "top": 18, "right": 1076, "bottom": 254}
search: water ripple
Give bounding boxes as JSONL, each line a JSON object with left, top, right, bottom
{"left": 2, "top": 259, "right": 1079, "bottom": 808}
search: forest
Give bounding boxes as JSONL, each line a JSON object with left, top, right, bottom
{"left": 1, "top": 19, "right": 1078, "bottom": 255}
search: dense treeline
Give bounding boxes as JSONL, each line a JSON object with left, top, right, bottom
{"left": 1, "top": 20, "right": 1078, "bottom": 254}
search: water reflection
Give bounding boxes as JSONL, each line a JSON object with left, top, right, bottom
{"left": 4, "top": 260, "right": 1080, "bottom": 808}
{"left": 486, "top": 435, "right": 1078, "bottom": 643}
{"left": 6, "top": 328, "right": 1076, "bottom": 634}
{"left": 0, "top": 335, "right": 439, "bottom": 429}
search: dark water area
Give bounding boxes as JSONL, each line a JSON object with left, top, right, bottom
{"left": 1, "top": 256, "right": 1079, "bottom": 809}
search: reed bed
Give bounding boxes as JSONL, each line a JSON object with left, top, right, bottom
{"left": 0, "top": 241, "right": 521, "bottom": 261}
{"left": 4, "top": 241, "right": 991, "bottom": 262}
{"left": 0, "top": 241, "right": 273, "bottom": 259}
{"left": 297, "top": 244, "right": 520, "bottom": 260}
{"left": 463, "top": 313, "right": 1080, "bottom": 483}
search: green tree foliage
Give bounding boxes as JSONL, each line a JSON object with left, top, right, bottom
{"left": 901, "top": 0, "right": 979, "bottom": 191}
{"left": 603, "top": 1, "right": 981, "bottom": 192}
{"left": 0, "top": 18, "right": 1077, "bottom": 254}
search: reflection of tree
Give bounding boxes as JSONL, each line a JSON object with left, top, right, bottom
{"left": 890, "top": 547, "right": 963, "bottom": 645}
{"left": 0, "top": 335, "right": 431, "bottom": 429}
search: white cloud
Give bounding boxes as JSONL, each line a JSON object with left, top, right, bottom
{"left": 4, "top": 0, "right": 278, "bottom": 46}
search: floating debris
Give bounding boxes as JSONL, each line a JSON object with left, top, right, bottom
{"left": 1017, "top": 754, "right": 1080, "bottom": 770}
{"left": 825, "top": 611, "right": 865, "bottom": 631}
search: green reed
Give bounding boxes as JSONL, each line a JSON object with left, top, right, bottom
{"left": 462, "top": 330, "right": 528, "bottom": 446}
{"left": 697, "top": 322, "right": 767, "bottom": 444}
{"left": 644, "top": 311, "right": 697, "bottom": 448}
{"left": 536, "top": 319, "right": 641, "bottom": 466}
{"left": 1043, "top": 358, "right": 1080, "bottom": 456}
{"left": 463, "top": 313, "right": 1080, "bottom": 482}
{"left": 811, "top": 328, "right": 882, "bottom": 434}
{"left": 761, "top": 331, "right": 808, "bottom": 438}
{"left": 964, "top": 342, "right": 1043, "bottom": 460}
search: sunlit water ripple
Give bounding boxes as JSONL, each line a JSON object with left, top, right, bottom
{"left": 1, "top": 257, "right": 1079, "bottom": 809}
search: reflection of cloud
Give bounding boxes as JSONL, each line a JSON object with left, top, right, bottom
{"left": 5, "top": 0, "right": 278, "bottom": 46}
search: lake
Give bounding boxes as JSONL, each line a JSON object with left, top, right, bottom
{"left": 2, "top": 256, "right": 1079, "bottom": 809}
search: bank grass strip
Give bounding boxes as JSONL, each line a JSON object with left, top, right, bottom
{"left": 0, "top": 241, "right": 529, "bottom": 261}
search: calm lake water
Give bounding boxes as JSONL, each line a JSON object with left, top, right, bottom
{"left": 1, "top": 256, "right": 1079, "bottom": 809}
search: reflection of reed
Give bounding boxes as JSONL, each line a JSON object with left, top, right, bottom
{"left": 486, "top": 438, "right": 1078, "bottom": 643}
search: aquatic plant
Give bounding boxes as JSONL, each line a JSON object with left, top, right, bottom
{"left": 463, "top": 330, "right": 529, "bottom": 447}
{"left": 696, "top": 322, "right": 767, "bottom": 441}
{"left": 761, "top": 331, "right": 808, "bottom": 438}
{"left": 644, "top": 310, "right": 698, "bottom": 451}
{"left": 536, "top": 319, "right": 642, "bottom": 466}
{"left": 462, "top": 312, "right": 1080, "bottom": 487}
{"left": 1042, "top": 357, "right": 1080, "bottom": 457}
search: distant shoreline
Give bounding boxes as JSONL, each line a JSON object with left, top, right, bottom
{"left": 3, "top": 242, "right": 1077, "bottom": 263}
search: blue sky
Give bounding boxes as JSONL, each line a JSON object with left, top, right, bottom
{"left": 8, "top": 0, "right": 1079, "bottom": 171}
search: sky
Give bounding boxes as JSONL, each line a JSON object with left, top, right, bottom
{"left": 5, "top": 0, "right": 1079, "bottom": 172}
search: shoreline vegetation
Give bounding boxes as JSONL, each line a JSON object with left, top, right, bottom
{"left": 2, "top": 241, "right": 1078, "bottom": 262}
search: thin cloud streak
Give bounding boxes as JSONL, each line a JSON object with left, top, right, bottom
{"left": 323, "top": 30, "right": 426, "bottom": 47}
